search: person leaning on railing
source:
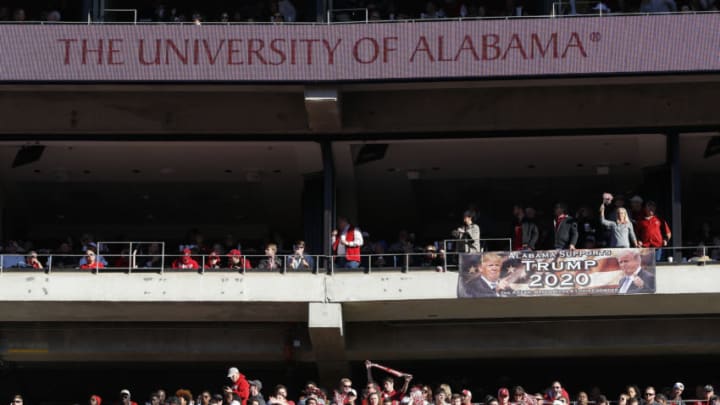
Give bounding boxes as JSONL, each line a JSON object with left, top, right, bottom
{"left": 79, "top": 248, "right": 105, "bottom": 270}
{"left": 258, "top": 243, "right": 283, "bottom": 270}
{"left": 287, "top": 240, "right": 314, "bottom": 270}
{"left": 422, "top": 245, "right": 446, "bottom": 272}
{"left": 171, "top": 248, "right": 199, "bottom": 270}
{"left": 227, "top": 249, "right": 251, "bottom": 270}
{"left": 21, "top": 251, "right": 42, "bottom": 269}
{"left": 451, "top": 211, "right": 481, "bottom": 253}
{"left": 333, "top": 216, "right": 364, "bottom": 269}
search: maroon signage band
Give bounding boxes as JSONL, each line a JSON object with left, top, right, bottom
{"left": 0, "top": 14, "right": 717, "bottom": 81}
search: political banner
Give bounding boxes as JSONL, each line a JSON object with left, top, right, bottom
{"left": 457, "top": 248, "right": 656, "bottom": 298}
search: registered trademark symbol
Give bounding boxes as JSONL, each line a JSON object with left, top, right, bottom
{"left": 590, "top": 32, "right": 601, "bottom": 42}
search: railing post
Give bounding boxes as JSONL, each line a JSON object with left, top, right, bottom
{"left": 443, "top": 240, "right": 449, "bottom": 272}
{"left": 404, "top": 253, "right": 409, "bottom": 273}
{"left": 201, "top": 255, "right": 205, "bottom": 274}
{"left": 330, "top": 255, "right": 335, "bottom": 275}
{"left": 368, "top": 254, "right": 372, "bottom": 274}
{"left": 242, "top": 256, "right": 247, "bottom": 274}
{"left": 160, "top": 245, "right": 165, "bottom": 275}
{"left": 283, "top": 256, "right": 287, "bottom": 274}
{"left": 128, "top": 242, "right": 133, "bottom": 274}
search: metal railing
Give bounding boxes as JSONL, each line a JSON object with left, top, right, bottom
{"left": 654, "top": 245, "right": 720, "bottom": 264}
{"left": 442, "top": 238, "right": 513, "bottom": 271}
{"left": 101, "top": 8, "right": 138, "bottom": 23}
{"left": 0, "top": 10, "right": 716, "bottom": 26}
{"left": 0, "top": 244, "right": 717, "bottom": 275}
{"left": 551, "top": 0, "right": 609, "bottom": 16}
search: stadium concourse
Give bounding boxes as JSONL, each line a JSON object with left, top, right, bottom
{"left": 0, "top": 5, "right": 719, "bottom": 405}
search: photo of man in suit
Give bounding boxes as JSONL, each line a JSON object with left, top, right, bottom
{"left": 616, "top": 249, "right": 655, "bottom": 294}
{"left": 462, "top": 253, "right": 511, "bottom": 297}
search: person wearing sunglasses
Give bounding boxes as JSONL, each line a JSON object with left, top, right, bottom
{"left": 335, "top": 379, "right": 355, "bottom": 405}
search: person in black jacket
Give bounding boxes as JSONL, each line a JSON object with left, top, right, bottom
{"left": 512, "top": 204, "right": 539, "bottom": 250}
{"left": 553, "top": 202, "right": 578, "bottom": 250}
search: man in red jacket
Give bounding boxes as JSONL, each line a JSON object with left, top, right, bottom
{"left": 635, "top": 201, "right": 671, "bottom": 262}
{"left": 225, "top": 367, "right": 250, "bottom": 405}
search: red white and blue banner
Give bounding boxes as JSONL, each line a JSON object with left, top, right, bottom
{"left": 0, "top": 14, "right": 718, "bottom": 82}
{"left": 457, "top": 248, "right": 656, "bottom": 297}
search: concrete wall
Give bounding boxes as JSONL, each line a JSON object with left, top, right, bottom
{"left": 1, "top": 76, "right": 719, "bottom": 135}
{"left": 1, "top": 265, "right": 719, "bottom": 385}
{"left": 0, "top": 265, "right": 718, "bottom": 322}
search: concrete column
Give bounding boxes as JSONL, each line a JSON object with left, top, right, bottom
{"left": 308, "top": 302, "right": 348, "bottom": 389}
{"left": 322, "top": 142, "right": 336, "bottom": 257}
{"left": 667, "top": 132, "right": 683, "bottom": 250}
{"left": 331, "top": 143, "right": 359, "bottom": 225}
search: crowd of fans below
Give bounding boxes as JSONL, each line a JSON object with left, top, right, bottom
{"left": 0, "top": 193, "right": 718, "bottom": 271}
{"left": 7, "top": 366, "right": 720, "bottom": 405}
{"left": 0, "top": 0, "right": 716, "bottom": 25}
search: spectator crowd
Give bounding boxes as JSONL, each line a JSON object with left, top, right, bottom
{"left": 0, "top": 192, "right": 718, "bottom": 271}
{"left": 8, "top": 365, "right": 720, "bottom": 405}
{"left": 0, "top": 0, "right": 715, "bottom": 25}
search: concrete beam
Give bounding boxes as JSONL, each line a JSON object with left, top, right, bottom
{"left": 304, "top": 88, "right": 342, "bottom": 132}
{"left": 344, "top": 316, "right": 720, "bottom": 360}
{"left": 0, "top": 323, "right": 314, "bottom": 363}
{"left": 308, "top": 302, "right": 348, "bottom": 388}
{"left": 0, "top": 77, "right": 718, "bottom": 135}
{"left": 0, "top": 266, "right": 719, "bottom": 323}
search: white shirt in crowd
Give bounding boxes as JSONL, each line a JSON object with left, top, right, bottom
{"left": 337, "top": 224, "right": 364, "bottom": 255}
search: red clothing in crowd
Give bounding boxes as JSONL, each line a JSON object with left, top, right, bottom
{"left": 544, "top": 389, "right": 570, "bottom": 403}
{"left": 635, "top": 215, "right": 671, "bottom": 247}
{"left": 172, "top": 248, "right": 200, "bottom": 269}
{"left": 232, "top": 373, "right": 250, "bottom": 405}
{"left": 227, "top": 249, "right": 251, "bottom": 270}
{"left": 172, "top": 257, "right": 200, "bottom": 269}
{"left": 27, "top": 260, "right": 42, "bottom": 269}
{"left": 513, "top": 223, "right": 523, "bottom": 250}
{"left": 383, "top": 390, "right": 405, "bottom": 403}
{"left": 80, "top": 262, "right": 105, "bottom": 270}
{"left": 333, "top": 225, "right": 361, "bottom": 262}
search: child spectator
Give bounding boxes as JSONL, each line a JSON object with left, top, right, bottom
{"left": 205, "top": 251, "right": 222, "bottom": 269}
{"left": 288, "top": 241, "right": 314, "bottom": 270}
{"left": 172, "top": 248, "right": 199, "bottom": 269}
{"left": 227, "top": 249, "right": 251, "bottom": 270}
{"left": 80, "top": 249, "right": 105, "bottom": 270}
{"left": 258, "top": 243, "right": 282, "bottom": 270}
